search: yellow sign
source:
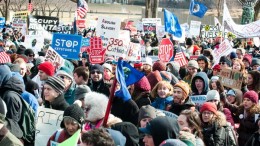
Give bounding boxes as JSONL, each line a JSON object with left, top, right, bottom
{"left": 12, "top": 11, "right": 29, "bottom": 28}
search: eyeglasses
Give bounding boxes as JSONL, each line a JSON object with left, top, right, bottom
{"left": 91, "top": 70, "right": 101, "bottom": 74}
{"left": 219, "top": 62, "right": 226, "bottom": 65}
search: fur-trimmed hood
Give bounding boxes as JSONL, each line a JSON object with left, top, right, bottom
{"left": 215, "top": 111, "right": 227, "bottom": 127}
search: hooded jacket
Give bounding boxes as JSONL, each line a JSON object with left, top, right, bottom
{"left": 191, "top": 72, "right": 209, "bottom": 95}
{"left": 166, "top": 61, "right": 181, "bottom": 80}
{"left": 197, "top": 55, "right": 213, "bottom": 78}
{"left": 0, "top": 126, "right": 24, "bottom": 146}
{"left": 151, "top": 96, "right": 173, "bottom": 110}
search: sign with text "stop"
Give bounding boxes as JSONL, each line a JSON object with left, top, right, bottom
{"left": 158, "top": 38, "right": 174, "bottom": 62}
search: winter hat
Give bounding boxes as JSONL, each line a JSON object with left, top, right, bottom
{"left": 60, "top": 104, "right": 85, "bottom": 128}
{"left": 153, "top": 61, "right": 166, "bottom": 71}
{"left": 212, "top": 64, "right": 221, "bottom": 71}
{"left": 251, "top": 58, "right": 260, "bottom": 67}
{"left": 230, "top": 52, "right": 238, "bottom": 60}
{"left": 147, "top": 70, "right": 163, "bottom": 89}
{"left": 16, "top": 45, "right": 26, "bottom": 55}
{"left": 81, "top": 52, "right": 88, "bottom": 59}
{"left": 24, "top": 49, "right": 34, "bottom": 56}
{"left": 243, "top": 91, "right": 258, "bottom": 104}
{"left": 193, "top": 45, "right": 201, "bottom": 55}
{"left": 200, "top": 102, "right": 218, "bottom": 115}
{"left": 219, "top": 56, "right": 231, "bottom": 66}
{"left": 8, "top": 63, "right": 21, "bottom": 72}
{"left": 188, "top": 60, "right": 199, "bottom": 69}
{"left": 45, "top": 76, "right": 65, "bottom": 94}
{"left": 227, "top": 89, "right": 236, "bottom": 97}
{"left": 206, "top": 90, "right": 220, "bottom": 102}
{"left": 143, "top": 57, "right": 153, "bottom": 66}
{"left": 0, "top": 98, "right": 7, "bottom": 123}
{"left": 134, "top": 62, "right": 143, "bottom": 68}
{"left": 56, "top": 66, "right": 73, "bottom": 81}
{"left": 210, "top": 76, "right": 219, "bottom": 81}
{"left": 178, "top": 131, "right": 196, "bottom": 146}
{"left": 91, "top": 64, "right": 104, "bottom": 74}
{"left": 134, "top": 76, "right": 151, "bottom": 92}
{"left": 102, "top": 63, "right": 112, "bottom": 72}
{"left": 186, "top": 38, "right": 193, "bottom": 46}
{"left": 160, "top": 139, "right": 187, "bottom": 146}
{"left": 243, "top": 54, "right": 252, "bottom": 65}
{"left": 138, "top": 105, "right": 156, "bottom": 124}
{"left": 105, "top": 56, "right": 115, "bottom": 63}
{"left": 74, "top": 85, "right": 92, "bottom": 100}
{"left": 38, "top": 61, "right": 55, "bottom": 76}
{"left": 0, "top": 65, "right": 12, "bottom": 87}
{"left": 173, "top": 81, "right": 190, "bottom": 99}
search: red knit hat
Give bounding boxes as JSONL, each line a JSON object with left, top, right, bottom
{"left": 147, "top": 70, "right": 162, "bottom": 89}
{"left": 38, "top": 61, "right": 55, "bottom": 76}
{"left": 193, "top": 45, "right": 201, "bottom": 55}
{"left": 152, "top": 61, "right": 166, "bottom": 71}
{"left": 212, "top": 64, "right": 221, "bottom": 71}
{"left": 134, "top": 62, "right": 143, "bottom": 68}
{"left": 200, "top": 102, "right": 217, "bottom": 115}
{"left": 243, "top": 91, "right": 258, "bottom": 104}
{"left": 134, "top": 76, "right": 151, "bottom": 92}
{"left": 243, "top": 54, "right": 253, "bottom": 65}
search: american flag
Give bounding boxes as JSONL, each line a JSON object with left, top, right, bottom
{"left": 77, "top": 0, "right": 88, "bottom": 19}
{"left": 0, "top": 51, "right": 11, "bottom": 64}
{"left": 173, "top": 51, "right": 188, "bottom": 67}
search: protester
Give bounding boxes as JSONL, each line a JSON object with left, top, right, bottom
{"left": 73, "top": 66, "right": 89, "bottom": 86}
{"left": 197, "top": 55, "right": 212, "bottom": 78}
{"left": 191, "top": 72, "right": 209, "bottom": 95}
{"left": 245, "top": 115, "right": 260, "bottom": 146}
{"left": 251, "top": 58, "right": 260, "bottom": 71}
{"left": 183, "top": 60, "right": 199, "bottom": 85}
{"left": 81, "top": 128, "right": 115, "bottom": 146}
{"left": 142, "top": 57, "right": 153, "bottom": 76}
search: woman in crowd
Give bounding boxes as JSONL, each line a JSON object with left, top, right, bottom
{"left": 209, "top": 76, "right": 225, "bottom": 99}
{"left": 232, "top": 59, "right": 248, "bottom": 93}
{"left": 183, "top": 60, "right": 199, "bottom": 85}
{"left": 142, "top": 57, "right": 153, "bottom": 76}
{"left": 246, "top": 70, "right": 260, "bottom": 95}
{"left": 226, "top": 89, "right": 243, "bottom": 123}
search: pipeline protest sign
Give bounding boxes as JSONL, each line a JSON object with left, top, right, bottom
{"left": 219, "top": 68, "right": 243, "bottom": 89}
{"left": 51, "top": 33, "right": 82, "bottom": 60}
{"left": 126, "top": 42, "right": 141, "bottom": 61}
{"left": 96, "top": 16, "right": 121, "bottom": 39}
{"left": 190, "top": 20, "right": 201, "bottom": 37}
{"left": 86, "top": 36, "right": 106, "bottom": 64}
{"left": 143, "top": 23, "right": 157, "bottom": 34}
{"left": 190, "top": 95, "right": 207, "bottom": 107}
{"left": 35, "top": 108, "right": 64, "bottom": 146}
{"left": 24, "top": 35, "right": 44, "bottom": 54}
{"left": 45, "top": 47, "right": 65, "bottom": 70}
{"left": 212, "top": 39, "right": 233, "bottom": 66}
{"left": 11, "top": 11, "right": 29, "bottom": 28}
{"left": 0, "top": 17, "right": 5, "bottom": 28}
{"left": 50, "top": 130, "right": 81, "bottom": 146}
{"left": 200, "top": 25, "right": 221, "bottom": 38}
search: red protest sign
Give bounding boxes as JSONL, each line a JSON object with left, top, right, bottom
{"left": 86, "top": 37, "right": 106, "bottom": 64}
{"left": 76, "top": 19, "right": 86, "bottom": 28}
{"left": 158, "top": 38, "right": 174, "bottom": 62}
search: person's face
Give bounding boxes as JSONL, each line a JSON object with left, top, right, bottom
{"left": 173, "top": 87, "right": 184, "bottom": 104}
{"left": 236, "top": 50, "right": 243, "bottom": 59}
{"left": 232, "top": 61, "right": 241, "bottom": 71}
{"left": 243, "top": 60, "right": 250, "bottom": 68}
{"left": 90, "top": 70, "right": 103, "bottom": 82}
{"left": 198, "top": 60, "right": 206, "bottom": 70}
{"left": 188, "top": 66, "right": 197, "bottom": 75}
{"left": 247, "top": 74, "right": 253, "bottom": 86}
{"left": 227, "top": 95, "right": 236, "bottom": 104}
{"left": 43, "top": 84, "right": 59, "bottom": 102}
{"left": 82, "top": 58, "right": 87, "bottom": 64}
{"left": 177, "top": 114, "right": 189, "bottom": 130}
{"left": 104, "top": 68, "right": 112, "bottom": 78}
{"left": 243, "top": 98, "right": 254, "bottom": 109}
{"left": 64, "top": 117, "right": 79, "bottom": 136}
{"left": 219, "top": 62, "right": 228, "bottom": 69}
{"left": 73, "top": 73, "right": 84, "bottom": 85}
{"left": 195, "top": 50, "right": 201, "bottom": 55}
{"left": 143, "top": 64, "right": 151, "bottom": 71}
{"left": 202, "top": 110, "right": 214, "bottom": 123}
{"left": 38, "top": 70, "right": 49, "bottom": 81}
{"left": 19, "top": 63, "right": 27, "bottom": 77}
{"left": 207, "top": 99, "right": 219, "bottom": 107}
{"left": 28, "top": 54, "right": 35, "bottom": 61}
{"left": 140, "top": 118, "right": 152, "bottom": 128}
{"left": 143, "top": 135, "right": 155, "bottom": 146}
{"left": 212, "top": 69, "right": 219, "bottom": 76}
{"left": 157, "top": 85, "right": 170, "bottom": 98}
{"left": 252, "top": 65, "right": 259, "bottom": 71}
{"left": 195, "top": 79, "right": 204, "bottom": 91}
{"left": 57, "top": 75, "right": 72, "bottom": 89}
{"left": 210, "top": 81, "right": 217, "bottom": 90}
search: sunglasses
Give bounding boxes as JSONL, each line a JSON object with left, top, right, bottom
{"left": 29, "top": 54, "right": 34, "bottom": 57}
{"left": 91, "top": 70, "right": 101, "bottom": 74}
{"left": 219, "top": 62, "right": 226, "bottom": 65}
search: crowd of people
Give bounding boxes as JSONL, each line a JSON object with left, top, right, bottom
{"left": 0, "top": 25, "right": 260, "bottom": 146}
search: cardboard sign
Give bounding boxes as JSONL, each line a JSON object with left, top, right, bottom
{"left": 190, "top": 21, "right": 201, "bottom": 37}
{"left": 76, "top": 19, "right": 86, "bottom": 28}
{"left": 86, "top": 37, "right": 106, "bottom": 64}
{"left": 81, "top": 38, "right": 90, "bottom": 52}
{"left": 45, "top": 47, "right": 65, "bottom": 70}
{"left": 51, "top": 33, "right": 82, "bottom": 60}
{"left": 143, "top": 23, "right": 156, "bottom": 34}
{"left": 28, "top": 15, "right": 59, "bottom": 35}
{"left": 11, "top": 11, "right": 29, "bottom": 28}
{"left": 220, "top": 68, "right": 243, "bottom": 89}
{"left": 126, "top": 42, "right": 141, "bottom": 61}
{"left": 190, "top": 95, "right": 207, "bottom": 107}
{"left": 24, "top": 35, "right": 44, "bottom": 55}
{"left": 35, "top": 108, "right": 64, "bottom": 146}
{"left": 96, "top": 16, "right": 121, "bottom": 39}
{"left": 0, "top": 17, "right": 5, "bottom": 28}
{"left": 212, "top": 39, "right": 233, "bottom": 66}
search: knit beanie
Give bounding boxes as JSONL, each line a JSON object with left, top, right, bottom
{"left": 200, "top": 102, "right": 217, "bottom": 115}
{"left": 138, "top": 105, "right": 156, "bottom": 124}
{"left": 193, "top": 45, "right": 201, "bottom": 55}
{"left": 45, "top": 76, "right": 65, "bottom": 94}
{"left": 8, "top": 64, "right": 21, "bottom": 72}
{"left": 56, "top": 66, "right": 73, "bottom": 81}
{"left": 102, "top": 63, "right": 112, "bottom": 72}
{"left": 212, "top": 64, "right": 221, "bottom": 71}
{"left": 0, "top": 98, "right": 7, "bottom": 123}
{"left": 134, "top": 76, "right": 151, "bottom": 92}
{"left": 230, "top": 52, "right": 238, "bottom": 60}
{"left": 60, "top": 104, "right": 85, "bottom": 128}
{"left": 24, "top": 49, "right": 34, "bottom": 56}
{"left": 152, "top": 61, "right": 166, "bottom": 71}
{"left": 74, "top": 85, "right": 92, "bottom": 100}
{"left": 219, "top": 56, "right": 231, "bottom": 66}
{"left": 188, "top": 60, "right": 199, "bottom": 69}
{"left": 227, "top": 89, "right": 236, "bottom": 97}
{"left": 251, "top": 58, "right": 260, "bottom": 67}
{"left": 160, "top": 139, "right": 187, "bottom": 146}
{"left": 243, "top": 91, "right": 258, "bottom": 104}
{"left": 210, "top": 76, "right": 219, "bottom": 81}
{"left": 134, "top": 62, "right": 143, "bottom": 68}
{"left": 186, "top": 38, "right": 193, "bottom": 46}
{"left": 143, "top": 57, "right": 153, "bottom": 66}
{"left": 38, "top": 61, "right": 55, "bottom": 76}
{"left": 243, "top": 54, "right": 252, "bottom": 65}
{"left": 91, "top": 64, "right": 104, "bottom": 74}
{"left": 173, "top": 81, "right": 190, "bottom": 99}
{"left": 178, "top": 131, "right": 196, "bottom": 146}
{"left": 147, "top": 70, "right": 163, "bottom": 89}
{"left": 206, "top": 90, "right": 220, "bottom": 102}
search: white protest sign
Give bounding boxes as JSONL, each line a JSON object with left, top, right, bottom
{"left": 156, "top": 25, "right": 166, "bottom": 38}
{"left": 136, "top": 21, "right": 143, "bottom": 31}
{"left": 253, "top": 37, "right": 260, "bottom": 47}
{"left": 35, "top": 108, "right": 64, "bottom": 146}
{"left": 105, "top": 30, "right": 130, "bottom": 58}
{"left": 212, "top": 39, "right": 233, "bottom": 66}
{"left": 96, "top": 16, "right": 121, "bottom": 39}
{"left": 142, "top": 18, "right": 162, "bottom": 26}
{"left": 126, "top": 42, "right": 141, "bottom": 61}
{"left": 190, "top": 95, "right": 207, "bottom": 107}
{"left": 190, "top": 20, "right": 201, "bottom": 37}
{"left": 45, "top": 47, "right": 65, "bottom": 70}
{"left": 24, "top": 35, "right": 44, "bottom": 55}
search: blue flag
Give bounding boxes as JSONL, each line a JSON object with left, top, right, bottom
{"left": 189, "top": 0, "right": 208, "bottom": 18}
{"left": 115, "top": 60, "right": 144, "bottom": 102}
{"left": 164, "top": 9, "right": 182, "bottom": 38}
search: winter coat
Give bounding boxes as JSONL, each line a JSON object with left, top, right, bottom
{"left": 88, "top": 79, "right": 110, "bottom": 97}
{"left": 64, "top": 85, "right": 75, "bottom": 105}
{"left": 44, "top": 94, "right": 69, "bottom": 111}
{"left": 151, "top": 96, "right": 173, "bottom": 110}
{"left": 245, "top": 131, "right": 260, "bottom": 146}
{"left": 191, "top": 72, "right": 209, "bottom": 95}
{"left": 0, "top": 126, "right": 23, "bottom": 146}
{"left": 106, "top": 128, "right": 126, "bottom": 146}
{"left": 47, "top": 129, "right": 80, "bottom": 146}
{"left": 21, "top": 91, "right": 39, "bottom": 116}
{"left": 169, "top": 97, "right": 195, "bottom": 116}
{"left": 133, "top": 92, "right": 152, "bottom": 109}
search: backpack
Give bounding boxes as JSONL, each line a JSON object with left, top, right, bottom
{"left": 4, "top": 90, "right": 36, "bottom": 143}
{"left": 223, "top": 124, "right": 238, "bottom": 146}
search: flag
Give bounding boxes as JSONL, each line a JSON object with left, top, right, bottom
{"left": 189, "top": 0, "right": 208, "bottom": 18}
{"left": 173, "top": 50, "right": 188, "bottom": 67}
{"left": 0, "top": 51, "right": 11, "bottom": 64}
{"left": 115, "top": 59, "right": 144, "bottom": 101}
{"left": 77, "top": 0, "right": 88, "bottom": 19}
{"left": 214, "top": 17, "right": 221, "bottom": 26}
{"left": 164, "top": 9, "right": 182, "bottom": 38}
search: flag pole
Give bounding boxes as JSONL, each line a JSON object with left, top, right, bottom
{"left": 221, "top": 0, "right": 226, "bottom": 43}
{"left": 73, "top": 0, "right": 79, "bottom": 34}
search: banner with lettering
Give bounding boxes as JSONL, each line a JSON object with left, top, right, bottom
{"left": 45, "top": 47, "right": 65, "bottom": 70}
{"left": 190, "top": 95, "right": 207, "bottom": 107}
{"left": 35, "top": 108, "right": 64, "bottom": 146}
{"left": 0, "top": 17, "right": 5, "bottom": 28}
{"left": 11, "top": 11, "right": 29, "bottom": 28}
{"left": 96, "top": 16, "right": 121, "bottom": 39}
{"left": 220, "top": 68, "right": 243, "bottom": 89}
{"left": 212, "top": 39, "right": 233, "bottom": 66}
{"left": 190, "top": 20, "right": 201, "bottom": 37}
{"left": 126, "top": 42, "right": 141, "bottom": 61}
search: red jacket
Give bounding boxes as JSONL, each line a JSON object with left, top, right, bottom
{"left": 47, "top": 129, "right": 80, "bottom": 146}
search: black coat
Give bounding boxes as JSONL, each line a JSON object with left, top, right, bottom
{"left": 88, "top": 80, "right": 110, "bottom": 97}
{"left": 44, "top": 94, "right": 69, "bottom": 111}
{"left": 245, "top": 132, "right": 260, "bottom": 146}
{"left": 202, "top": 123, "right": 226, "bottom": 146}
{"left": 169, "top": 97, "right": 195, "bottom": 116}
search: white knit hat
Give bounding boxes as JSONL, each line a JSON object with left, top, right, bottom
{"left": 143, "top": 57, "right": 153, "bottom": 66}
{"left": 206, "top": 90, "right": 220, "bottom": 101}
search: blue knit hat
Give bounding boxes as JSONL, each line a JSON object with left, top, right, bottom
{"left": 230, "top": 52, "right": 238, "bottom": 60}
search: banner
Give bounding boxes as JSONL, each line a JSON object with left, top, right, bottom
{"left": 220, "top": 68, "right": 243, "bottom": 89}
{"left": 45, "top": 47, "right": 65, "bottom": 70}
{"left": 81, "top": 38, "right": 90, "bottom": 52}
{"left": 35, "top": 108, "right": 64, "bottom": 146}
{"left": 96, "top": 16, "right": 121, "bottom": 39}
{"left": 212, "top": 39, "right": 233, "bottom": 66}
{"left": 126, "top": 42, "right": 141, "bottom": 61}
{"left": 28, "top": 15, "right": 59, "bottom": 35}
{"left": 190, "top": 20, "right": 201, "bottom": 37}
{"left": 51, "top": 33, "right": 82, "bottom": 60}
{"left": 24, "top": 35, "right": 44, "bottom": 54}
{"left": 156, "top": 25, "right": 166, "bottom": 38}
{"left": 200, "top": 25, "right": 221, "bottom": 38}
{"left": 142, "top": 18, "right": 162, "bottom": 26}
{"left": 0, "top": 17, "right": 5, "bottom": 28}
{"left": 11, "top": 11, "right": 29, "bottom": 28}
{"left": 190, "top": 95, "right": 207, "bottom": 107}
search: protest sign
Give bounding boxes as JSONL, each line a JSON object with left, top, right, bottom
{"left": 220, "top": 68, "right": 243, "bottom": 89}
{"left": 45, "top": 47, "right": 65, "bottom": 70}
{"left": 50, "top": 130, "right": 81, "bottom": 146}
{"left": 159, "top": 110, "right": 178, "bottom": 119}
{"left": 86, "top": 37, "right": 106, "bottom": 64}
{"left": 96, "top": 16, "right": 121, "bottom": 39}
{"left": 190, "top": 21, "right": 201, "bottom": 37}
{"left": 0, "top": 17, "right": 5, "bottom": 28}
{"left": 76, "top": 19, "right": 86, "bottom": 28}
{"left": 28, "top": 15, "right": 59, "bottom": 35}
{"left": 35, "top": 108, "right": 64, "bottom": 146}
{"left": 142, "top": 18, "right": 162, "bottom": 26}
{"left": 51, "top": 33, "right": 82, "bottom": 60}
{"left": 81, "top": 38, "right": 90, "bottom": 52}
{"left": 24, "top": 35, "right": 44, "bottom": 54}
{"left": 190, "top": 55, "right": 199, "bottom": 60}
{"left": 156, "top": 25, "right": 166, "bottom": 38}
{"left": 143, "top": 23, "right": 156, "bottom": 34}
{"left": 126, "top": 42, "right": 141, "bottom": 61}
{"left": 12, "top": 11, "right": 29, "bottom": 28}
{"left": 190, "top": 95, "right": 207, "bottom": 107}
{"left": 200, "top": 25, "right": 221, "bottom": 38}
{"left": 212, "top": 39, "right": 233, "bottom": 66}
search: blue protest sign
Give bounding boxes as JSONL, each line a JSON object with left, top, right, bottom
{"left": 82, "top": 38, "right": 90, "bottom": 47}
{"left": 0, "top": 17, "right": 5, "bottom": 28}
{"left": 51, "top": 33, "right": 82, "bottom": 59}
{"left": 190, "top": 95, "right": 207, "bottom": 107}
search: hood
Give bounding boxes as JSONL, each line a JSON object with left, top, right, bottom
{"left": 191, "top": 72, "right": 209, "bottom": 95}
{"left": 2, "top": 76, "right": 25, "bottom": 94}
{"left": 215, "top": 111, "right": 227, "bottom": 127}
{"left": 197, "top": 55, "right": 209, "bottom": 69}
{"left": 167, "top": 61, "right": 180, "bottom": 77}
{"left": 0, "top": 65, "right": 12, "bottom": 87}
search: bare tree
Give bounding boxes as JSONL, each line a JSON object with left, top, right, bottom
{"left": 0, "top": 0, "right": 11, "bottom": 20}
{"left": 9, "top": 0, "right": 27, "bottom": 12}
{"left": 217, "top": 0, "right": 223, "bottom": 18}
{"left": 55, "top": 0, "right": 68, "bottom": 17}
